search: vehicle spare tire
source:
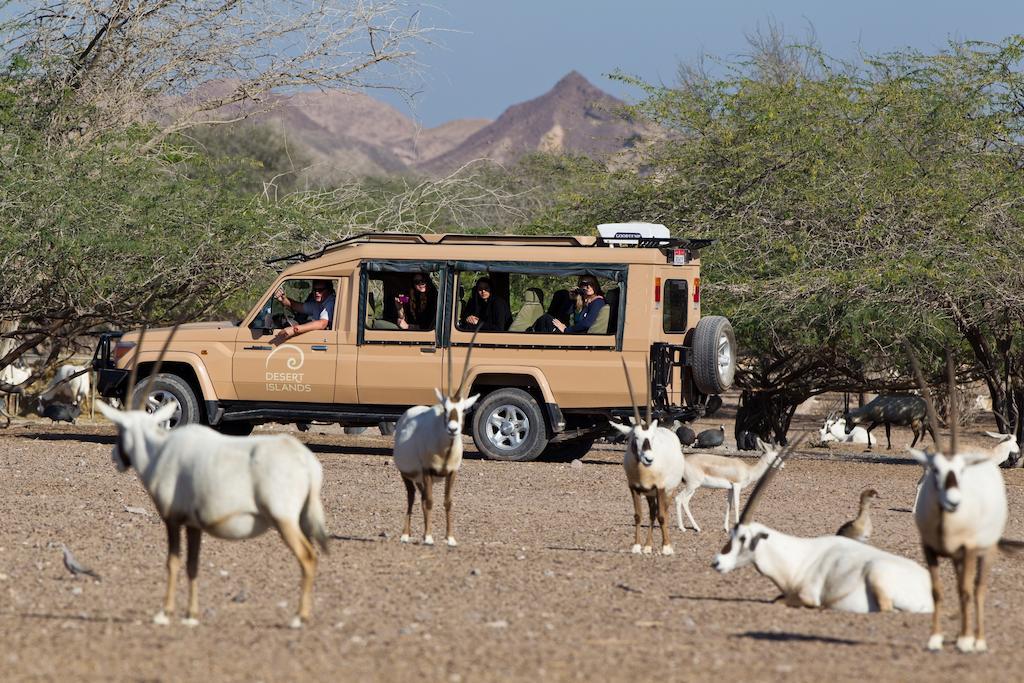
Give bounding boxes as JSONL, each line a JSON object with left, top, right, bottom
{"left": 471, "top": 388, "right": 548, "bottom": 461}
{"left": 129, "top": 373, "right": 201, "bottom": 429}
{"left": 690, "top": 316, "right": 737, "bottom": 395}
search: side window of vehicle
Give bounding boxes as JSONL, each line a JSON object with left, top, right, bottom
{"left": 364, "top": 270, "right": 440, "bottom": 334}
{"left": 250, "top": 279, "right": 338, "bottom": 332}
{"left": 662, "top": 279, "right": 689, "bottom": 333}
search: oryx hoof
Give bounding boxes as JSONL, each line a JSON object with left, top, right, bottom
{"left": 956, "top": 636, "right": 975, "bottom": 653}
{"left": 181, "top": 617, "right": 199, "bottom": 628}
{"left": 630, "top": 544, "right": 642, "bottom": 554}
{"left": 642, "top": 545, "right": 653, "bottom": 555}
{"left": 927, "top": 634, "right": 943, "bottom": 651}
{"left": 661, "top": 545, "right": 674, "bottom": 556}
{"left": 153, "top": 611, "right": 170, "bottom": 626}
{"left": 423, "top": 535, "right": 434, "bottom": 546}
{"left": 974, "top": 639, "right": 988, "bottom": 653}
{"left": 446, "top": 537, "right": 457, "bottom": 547}
{"left": 289, "top": 616, "right": 304, "bottom": 630}
{"left": 400, "top": 534, "right": 411, "bottom": 543}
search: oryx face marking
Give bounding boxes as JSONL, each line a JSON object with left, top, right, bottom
{"left": 712, "top": 523, "right": 768, "bottom": 573}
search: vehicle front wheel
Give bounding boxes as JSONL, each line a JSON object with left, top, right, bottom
{"left": 129, "top": 373, "right": 201, "bottom": 430}
{"left": 471, "top": 388, "right": 548, "bottom": 461}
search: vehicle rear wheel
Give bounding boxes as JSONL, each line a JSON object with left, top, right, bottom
{"left": 472, "top": 388, "right": 548, "bottom": 461}
{"left": 378, "top": 421, "right": 396, "bottom": 436}
{"left": 129, "top": 373, "right": 201, "bottom": 430}
{"left": 690, "top": 316, "right": 736, "bottom": 395}
{"left": 215, "top": 421, "right": 254, "bottom": 436}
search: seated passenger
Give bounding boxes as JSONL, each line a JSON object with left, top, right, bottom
{"left": 460, "top": 277, "right": 512, "bottom": 331}
{"left": 396, "top": 274, "right": 438, "bottom": 331}
{"left": 274, "top": 279, "right": 335, "bottom": 341}
{"left": 546, "top": 289, "right": 574, "bottom": 326}
{"left": 531, "top": 276, "right": 606, "bottom": 334}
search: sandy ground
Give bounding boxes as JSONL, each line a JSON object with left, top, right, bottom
{"left": 2, "top": 409, "right": 1023, "bottom": 683}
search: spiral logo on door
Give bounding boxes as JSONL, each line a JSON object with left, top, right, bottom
{"left": 265, "top": 344, "right": 305, "bottom": 370}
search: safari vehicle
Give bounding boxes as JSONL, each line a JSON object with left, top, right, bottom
{"left": 92, "top": 223, "right": 736, "bottom": 461}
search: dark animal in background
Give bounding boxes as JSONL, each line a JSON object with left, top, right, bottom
{"left": 696, "top": 425, "right": 725, "bottom": 449}
{"left": 836, "top": 488, "right": 880, "bottom": 543}
{"left": 42, "top": 402, "right": 80, "bottom": 424}
{"left": 844, "top": 394, "right": 935, "bottom": 451}
{"left": 673, "top": 421, "right": 697, "bottom": 447}
{"left": 736, "top": 429, "right": 760, "bottom": 451}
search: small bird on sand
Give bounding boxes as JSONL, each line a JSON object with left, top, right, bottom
{"left": 61, "top": 544, "right": 101, "bottom": 580}
{"left": 836, "top": 488, "right": 880, "bottom": 543}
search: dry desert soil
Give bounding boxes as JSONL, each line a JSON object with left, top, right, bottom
{"left": 1, "top": 408, "right": 1023, "bottom": 682}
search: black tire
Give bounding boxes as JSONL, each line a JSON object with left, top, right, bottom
{"left": 471, "top": 388, "right": 548, "bottom": 461}
{"left": 690, "top": 316, "right": 737, "bottom": 395}
{"left": 216, "top": 421, "right": 254, "bottom": 436}
{"left": 344, "top": 426, "right": 368, "bottom": 435}
{"left": 378, "top": 421, "right": 396, "bottom": 436}
{"left": 541, "top": 439, "right": 595, "bottom": 462}
{"left": 129, "top": 373, "right": 201, "bottom": 429}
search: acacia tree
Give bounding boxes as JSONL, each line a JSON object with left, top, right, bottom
{"left": 532, "top": 37, "right": 1024, "bottom": 440}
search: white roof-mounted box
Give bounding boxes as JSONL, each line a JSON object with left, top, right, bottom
{"left": 597, "top": 222, "right": 670, "bottom": 246}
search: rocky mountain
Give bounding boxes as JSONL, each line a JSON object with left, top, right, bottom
{"left": 173, "top": 71, "right": 649, "bottom": 179}
{"left": 415, "top": 71, "right": 650, "bottom": 175}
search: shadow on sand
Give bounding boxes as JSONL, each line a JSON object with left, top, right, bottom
{"left": 734, "top": 630, "right": 861, "bottom": 645}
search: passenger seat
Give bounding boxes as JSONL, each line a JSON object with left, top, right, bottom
{"left": 509, "top": 288, "right": 545, "bottom": 332}
{"left": 587, "top": 286, "right": 619, "bottom": 335}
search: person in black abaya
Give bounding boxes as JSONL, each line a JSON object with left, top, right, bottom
{"left": 460, "top": 277, "right": 512, "bottom": 331}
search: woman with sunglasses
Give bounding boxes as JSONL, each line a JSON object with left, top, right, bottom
{"left": 460, "top": 276, "right": 512, "bottom": 331}
{"left": 530, "top": 276, "right": 606, "bottom": 333}
{"left": 396, "top": 274, "right": 437, "bottom": 331}
{"left": 273, "top": 279, "right": 335, "bottom": 341}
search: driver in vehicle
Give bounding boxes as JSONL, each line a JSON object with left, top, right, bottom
{"left": 273, "top": 279, "right": 335, "bottom": 342}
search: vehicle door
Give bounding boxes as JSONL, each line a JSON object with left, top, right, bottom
{"left": 232, "top": 278, "right": 340, "bottom": 402}
{"left": 356, "top": 262, "right": 444, "bottom": 406}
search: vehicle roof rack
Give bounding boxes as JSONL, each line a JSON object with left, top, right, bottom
{"left": 265, "top": 230, "right": 715, "bottom": 268}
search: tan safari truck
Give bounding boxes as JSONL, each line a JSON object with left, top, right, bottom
{"left": 92, "top": 223, "right": 736, "bottom": 461}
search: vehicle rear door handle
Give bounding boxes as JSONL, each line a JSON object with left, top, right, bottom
{"left": 244, "top": 345, "right": 272, "bottom": 350}
{"left": 420, "top": 347, "right": 437, "bottom": 354}
{"left": 311, "top": 345, "right": 328, "bottom": 351}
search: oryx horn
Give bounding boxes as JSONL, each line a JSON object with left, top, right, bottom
{"left": 620, "top": 357, "right": 642, "bottom": 427}
{"left": 905, "top": 342, "right": 945, "bottom": 453}
{"left": 737, "top": 431, "right": 808, "bottom": 526}
{"left": 455, "top": 324, "right": 482, "bottom": 400}
{"left": 946, "top": 350, "right": 958, "bottom": 456}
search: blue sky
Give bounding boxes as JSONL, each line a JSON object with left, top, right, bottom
{"left": 380, "top": 1, "right": 1024, "bottom": 127}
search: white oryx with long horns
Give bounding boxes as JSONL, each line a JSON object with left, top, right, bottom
{"left": 393, "top": 328, "right": 481, "bottom": 547}
{"left": 609, "top": 357, "right": 685, "bottom": 555}
{"left": 712, "top": 433, "right": 933, "bottom": 613}
{"left": 100, "top": 326, "right": 329, "bottom": 629}
{"left": 907, "top": 349, "right": 1012, "bottom": 652}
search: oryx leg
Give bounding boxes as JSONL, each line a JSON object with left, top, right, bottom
{"left": 400, "top": 476, "right": 415, "bottom": 543}
{"left": 630, "top": 489, "right": 643, "bottom": 553}
{"left": 443, "top": 471, "right": 457, "bottom": 546}
{"left": 277, "top": 518, "right": 318, "bottom": 629}
{"left": 925, "top": 546, "right": 944, "bottom": 651}
{"left": 955, "top": 548, "right": 979, "bottom": 652}
{"left": 183, "top": 526, "right": 202, "bottom": 626}
{"left": 656, "top": 488, "right": 672, "bottom": 555}
{"left": 643, "top": 494, "right": 657, "bottom": 554}
{"left": 974, "top": 549, "right": 992, "bottom": 652}
{"left": 864, "top": 422, "right": 879, "bottom": 452}
{"left": 419, "top": 475, "right": 435, "bottom": 545}
{"left": 909, "top": 423, "right": 922, "bottom": 449}
{"left": 866, "top": 567, "right": 894, "bottom": 612}
{"left": 155, "top": 520, "right": 182, "bottom": 625}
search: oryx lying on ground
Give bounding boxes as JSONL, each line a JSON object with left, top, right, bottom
{"left": 712, "top": 434, "right": 933, "bottom": 613}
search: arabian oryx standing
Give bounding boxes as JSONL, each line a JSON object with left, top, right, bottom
{"left": 609, "top": 357, "right": 685, "bottom": 555}
{"left": 908, "top": 350, "right": 1012, "bottom": 653}
{"left": 393, "top": 329, "right": 481, "bottom": 547}
{"left": 100, "top": 328, "right": 329, "bottom": 628}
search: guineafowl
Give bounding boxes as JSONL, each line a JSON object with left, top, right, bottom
{"left": 695, "top": 425, "right": 725, "bottom": 448}
{"left": 43, "top": 402, "right": 80, "bottom": 424}
{"left": 673, "top": 421, "right": 697, "bottom": 447}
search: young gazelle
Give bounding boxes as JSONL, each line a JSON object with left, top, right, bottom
{"left": 908, "top": 351, "right": 1009, "bottom": 653}
{"left": 712, "top": 434, "right": 933, "bottom": 613}
{"left": 393, "top": 330, "right": 480, "bottom": 546}
{"left": 102, "top": 327, "right": 329, "bottom": 628}
{"left": 674, "top": 439, "right": 782, "bottom": 533}
{"left": 609, "top": 358, "right": 685, "bottom": 555}
{"left": 835, "top": 488, "right": 880, "bottom": 543}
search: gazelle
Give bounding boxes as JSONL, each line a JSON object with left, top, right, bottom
{"left": 609, "top": 358, "right": 685, "bottom": 555}
{"left": 101, "top": 326, "right": 329, "bottom": 628}
{"left": 674, "top": 439, "right": 782, "bottom": 533}
{"left": 908, "top": 350, "right": 1009, "bottom": 652}
{"left": 393, "top": 329, "right": 480, "bottom": 547}
{"left": 712, "top": 433, "right": 933, "bottom": 613}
